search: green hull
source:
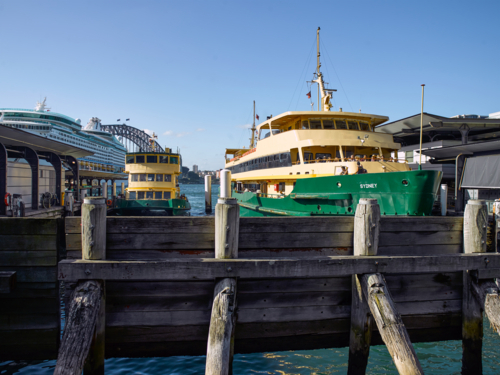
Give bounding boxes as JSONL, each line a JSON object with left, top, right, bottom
{"left": 234, "top": 170, "right": 442, "bottom": 217}
{"left": 109, "top": 198, "right": 191, "bottom": 216}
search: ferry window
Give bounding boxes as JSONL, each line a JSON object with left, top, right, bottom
{"left": 348, "top": 121, "right": 359, "bottom": 130}
{"left": 359, "top": 121, "right": 370, "bottom": 131}
{"left": 165, "top": 174, "right": 172, "bottom": 182}
{"left": 159, "top": 156, "right": 169, "bottom": 163}
{"left": 336, "top": 120, "right": 347, "bottom": 129}
{"left": 147, "top": 155, "right": 157, "bottom": 163}
{"left": 147, "top": 174, "right": 155, "bottom": 181}
{"left": 323, "top": 119, "right": 334, "bottom": 129}
{"left": 138, "top": 191, "right": 145, "bottom": 199}
{"left": 301, "top": 121, "right": 309, "bottom": 129}
{"left": 303, "top": 152, "right": 313, "bottom": 163}
{"left": 316, "top": 153, "right": 332, "bottom": 160}
{"left": 170, "top": 156, "right": 179, "bottom": 164}
{"left": 136, "top": 155, "right": 145, "bottom": 163}
{"left": 406, "top": 151, "right": 414, "bottom": 163}
{"left": 129, "top": 191, "right": 136, "bottom": 199}
{"left": 139, "top": 174, "right": 146, "bottom": 182}
{"left": 288, "top": 126, "right": 292, "bottom": 131}
{"left": 310, "top": 120, "right": 322, "bottom": 129}
{"left": 131, "top": 174, "right": 138, "bottom": 182}
{"left": 155, "top": 192, "right": 162, "bottom": 199}
{"left": 146, "top": 191, "right": 154, "bottom": 199}
{"left": 156, "top": 174, "right": 164, "bottom": 182}
{"left": 164, "top": 191, "right": 171, "bottom": 199}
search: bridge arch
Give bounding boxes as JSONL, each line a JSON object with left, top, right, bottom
{"left": 101, "top": 124, "right": 164, "bottom": 153}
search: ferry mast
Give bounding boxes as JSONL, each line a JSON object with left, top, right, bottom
{"left": 312, "top": 27, "right": 336, "bottom": 112}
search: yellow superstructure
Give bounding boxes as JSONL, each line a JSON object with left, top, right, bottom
{"left": 225, "top": 111, "right": 411, "bottom": 195}
{"left": 124, "top": 152, "right": 181, "bottom": 200}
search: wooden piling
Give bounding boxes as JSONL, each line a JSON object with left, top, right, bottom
{"left": 205, "top": 175, "right": 212, "bottom": 213}
{"left": 82, "top": 197, "right": 107, "bottom": 260}
{"left": 55, "top": 197, "right": 107, "bottom": 374}
{"left": 462, "top": 199, "right": 487, "bottom": 375}
{"left": 494, "top": 199, "right": 500, "bottom": 253}
{"left": 361, "top": 273, "right": 424, "bottom": 375}
{"left": 348, "top": 198, "right": 379, "bottom": 374}
{"left": 471, "top": 279, "right": 500, "bottom": 335}
{"left": 206, "top": 196, "right": 239, "bottom": 375}
{"left": 54, "top": 280, "right": 103, "bottom": 375}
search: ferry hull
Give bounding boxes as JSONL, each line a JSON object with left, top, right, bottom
{"left": 109, "top": 199, "right": 191, "bottom": 216}
{"left": 233, "top": 170, "right": 442, "bottom": 217}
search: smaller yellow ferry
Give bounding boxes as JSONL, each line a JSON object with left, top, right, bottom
{"left": 112, "top": 148, "right": 191, "bottom": 216}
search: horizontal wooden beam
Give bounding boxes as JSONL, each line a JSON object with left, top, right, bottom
{"left": 59, "top": 254, "right": 500, "bottom": 282}
{"left": 476, "top": 268, "right": 500, "bottom": 279}
{"left": 0, "top": 271, "right": 16, "bottom": 293}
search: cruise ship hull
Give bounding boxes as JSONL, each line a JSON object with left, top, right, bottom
{"left": 109, "top": 198, "right": 191, "bottom": 216}
{"left": 233, "top": 170, "right": 442, "bottom": 217}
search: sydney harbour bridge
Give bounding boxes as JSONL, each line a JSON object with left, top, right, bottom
{"left": 101, "top": 124, "right": 164, "bottom": 153}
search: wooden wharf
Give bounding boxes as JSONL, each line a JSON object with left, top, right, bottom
{"left": 1, "top": 198, "right": 500, "bottom": 374}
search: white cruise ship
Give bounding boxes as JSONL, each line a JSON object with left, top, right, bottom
{"left": 0, "top": 99, "right": 126, "bottom": 175}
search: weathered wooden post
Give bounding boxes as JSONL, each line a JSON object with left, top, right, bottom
{"left": 348, "top": 198, "right": 379, "bottom": 375}
{"left": 103, "top": 182, "right": 108, "bottom": 199}
{"left": 462, "top": 199, "right": 488, "bottom": 375}
{"left": 206, "top": 170, "right": 239, "bottom": 375}
{"left": 351, "top": 198, "right": 424, "bottom": 375}
{"left": 112, "top": 182, "right": 117, "bottom": 199}
{"left": 440, "top": 184, "right": 448, "bottom": 216}
{"left": 495, "top": 199, "right": 500, "bottom": 253}
{"left": 121, "top": 182, "right": 125, "bottom": 197}
{"left": 205, "top": 175, "right": 212, "bottom": 213}
{"left": 54, "top": 197, "right": 106, "bottom": 375}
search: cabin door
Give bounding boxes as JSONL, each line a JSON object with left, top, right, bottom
{"left": 261, "top": 182, "right": 268, "bottom": 194}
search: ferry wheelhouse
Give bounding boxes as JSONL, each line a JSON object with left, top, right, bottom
{"left": 224, "top": 29, "right": 441, "bottom": 217}
{"left": 112, "top": 149, "right": 191, "bottom": 216}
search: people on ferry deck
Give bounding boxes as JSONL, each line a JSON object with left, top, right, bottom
{"left": 340, "top": 166, "right": 348, "bottom": 175}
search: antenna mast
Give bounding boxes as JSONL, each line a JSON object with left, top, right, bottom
{"left": 250, "top": 100, "right": 256, "bottom": 148}
{"left": 317, "top": 27, "right": 320, "bottom": 111}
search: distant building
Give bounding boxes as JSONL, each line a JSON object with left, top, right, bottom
{"left": 377, "top": 111, "right": 500, "bottom": 213}
{"left": 193, "top": 165, "right": 198, "bottom": 173}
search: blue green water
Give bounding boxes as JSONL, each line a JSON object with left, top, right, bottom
{"left": 2, "top": 183, "right": 500, "bottom": 374}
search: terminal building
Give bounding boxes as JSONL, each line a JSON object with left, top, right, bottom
{"left": 376, "top": 111, "right": 500, "bottom": 213}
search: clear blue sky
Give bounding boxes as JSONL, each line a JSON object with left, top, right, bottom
{"left": 1, "top": 0, "right": 499, "bottom": 170}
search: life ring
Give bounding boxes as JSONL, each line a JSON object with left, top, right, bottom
{"left": 106, "top": 199, "right": 112, "bottom": 206}
{"left": 4, "top": 192, "right": 11, "bottom": 206}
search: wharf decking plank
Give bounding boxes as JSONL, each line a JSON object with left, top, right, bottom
{"left": 379, "top": 231, "right": 463, "bottom": 246}
{"left": 0, "top": 251, "right": 57, "bottom": 266}
{"left": 0, "top": 267, "right": 57, "bottom": 283}
{"left": 0, "top": 218, "right": 58, "bottom": 235}
{"left": 0, "top": 235, "right": 57, "bottom": 251}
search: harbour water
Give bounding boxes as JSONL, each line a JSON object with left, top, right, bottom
{"left": 2, "top": 183, "right": 500, "bottom": 374}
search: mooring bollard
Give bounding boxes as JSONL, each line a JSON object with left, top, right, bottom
{"left": 82, "top": 197, "right": 107, "bottom": 260}
{"left": 440, "top": 184, "right": 448, "bottom": 216}
{"left": 348, "top": 198, "right": 379, "bottom": 374}
{"left": 220, "top": 169, "right": 231, "bottom": 199}
{"left": 205, "top": 175, "right": 212, "bottom": 214}
{"left": 462, "top": 199, "right": 488, "bottom": 374}
{"left": 206, "top": 172, "right": 239, "bottom": 375}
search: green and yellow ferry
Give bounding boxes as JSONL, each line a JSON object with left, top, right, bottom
{"left": 224, "top": 29, "right": 441, "bottom": 217}
{"left": 111, "top": 148, "right": 191, "bottom": 216}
